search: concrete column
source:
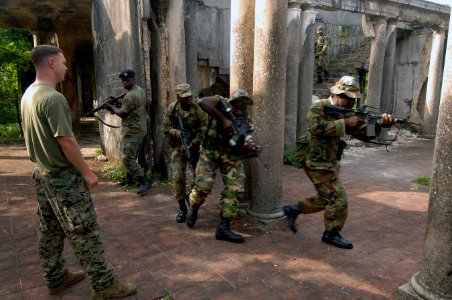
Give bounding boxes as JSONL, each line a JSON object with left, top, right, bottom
{"left": 366, "top": 16, "right": 387, "bottom": 110}
{"left": 422, "top": 28, "right": 446, "bottom": 136}
{"left": 284, "top": 0, "right": 302, "bottom": 151}
{"left": 230, "top": 0, "right": 255, "bottom": 205}
{"left": 380, "top": 18, "right": 397, "bottom": 114}
{"left": 230, "top": 0, "right": 255, "bottom": 94}
{"left": 397, "top": 14, "right": 452, "bottom": 300}
{"left": 248, "top": 0, "right": 287, "bottom": 228}
{"left": 167, "top": 0, "right": 187, "bottom": 101}
{"left": 185, "top": 0, "right": 198, "bottom": 96}
{"left": 297, "top": 4, "right": 317, "bottom": 137}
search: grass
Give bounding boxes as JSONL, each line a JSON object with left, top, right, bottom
{"left": 95, "top": 148, "right": 104, "bottom": 156}
{"left": 100, "top": 162, "right": 127, "bottom": 182}
{"left": 283, "top": 149, "right": 304, "bottom": 169}
{"left": 413, "top": 176, "right": 431, "bottom": 186}
{"left": 0, "top": 123, "right": 23, "bottom": 142}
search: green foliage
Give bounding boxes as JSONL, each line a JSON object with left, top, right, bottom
{"left": 95, "top": 148, "right": 105, "bottom": 156}
{"left": 413, "top": 176, "right": 431, "bottom": 186}
{"left": 283, "top": 149, "right": 303, "bottom": 169}
{"left": 101, "top": 162, "right": 127, "bottom": 182}
{"left": 0, "top": 123, "right": 23, "bottom": 142}
{"left": 337, "top": 25, "right": 352, "bottom": 39}
{"left": 0, "top": 29, "right": 33, "bottom": 125}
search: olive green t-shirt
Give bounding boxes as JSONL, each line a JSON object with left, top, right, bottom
{"left": 20, "top": 82, "right": 74, "bottom": 172}
{"left": 120, "top": 84, "right": 147, "bottom": 134}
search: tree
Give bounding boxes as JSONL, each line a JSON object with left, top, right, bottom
{"left": 0, "top": 29, "right": 33, "bottom": 128}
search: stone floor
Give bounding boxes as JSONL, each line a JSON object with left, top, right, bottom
{"left": 0, "top": 136, "right": 434, "bottom": 299}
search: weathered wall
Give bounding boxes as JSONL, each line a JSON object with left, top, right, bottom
{"left": 394, "top": 29, "right": 433, "bottom": 124}
{"left": 196, "top": 0, "right": 230, "bottom": 92}
{"left": 92, "top": 0, "right": 146, "bottom": 160}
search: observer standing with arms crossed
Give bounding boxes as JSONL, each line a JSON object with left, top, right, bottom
{"left": 21, "top": 45, "right": 136, "bottom": 299}
{"left": 105, "top": 69, "right": 152, "bottom": 196}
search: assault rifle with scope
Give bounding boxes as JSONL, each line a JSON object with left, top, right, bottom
{"left": 84, "top": 93, "right": 126, "bottom": 117}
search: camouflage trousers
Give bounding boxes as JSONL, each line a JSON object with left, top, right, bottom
{"left": 121, "top": 132, "right": 146, "bottom": 178}
{"left": 297, "top": 167, "right": 348, "bottom": 231}
{"left": 170, "top": 147, "right": 194, "bottom": 202}
{"left": 33, "top": 167, "right": 115, "bottom": 291}
{"left": 189, "top": 149, "right": 244, "bottom": 220}
{"left": 315, "top": 55, "right": 327, "bottom": 75}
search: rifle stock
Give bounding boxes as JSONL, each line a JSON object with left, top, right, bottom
{"left": 177, "top": 115, "right": 196, "bottom": 175}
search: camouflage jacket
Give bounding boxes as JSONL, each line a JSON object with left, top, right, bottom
{"left": 298, "top": 97, "right": 381, "bottom": 171}
{"left": 201, "top": 96, "right": 254, "bottom": 159}
{"left": 315, "top": 35, "right": 328, "bottom": 55}
{"left": 162, "top": 100, "right": 207, "bottom": 149}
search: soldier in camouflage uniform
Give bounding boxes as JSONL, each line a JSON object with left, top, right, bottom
{"left": 283, "top": 76, "right": 396, "bottom": 249}
{"left": 20, "top": 45, "right": 136, "bottom": 299}
{"left": 162, "top": 83, "right": 207, "bottom": 223}
{"left": 186, "top": 90, "right": 259, "bottom": 243}
{"left": 315, "top": 25, "right": 329, "bottom": 84}
{"left": 105, "top": 69, "right": 152, "bottom": 196}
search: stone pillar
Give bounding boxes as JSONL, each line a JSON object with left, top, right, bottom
{"left": 365, "top": 16, "right": 387, "bottom": 110}
{"left": 284, "top": 0, "right": 302, "bottom": 151}
{"left": 380, "top": 18, "right": 397, "bottom": 114}
{"left": 230, "top": 0, "right": 255, "bottom": 205}
{"left": 248, "top": 0, "right": 287, "bottom": 228}
{"left": 397, "top": 14, "right": 452, "bottom": 300}
{"left": 167, "top": 0, "right": 187, "bottom": 101}
{"left": 422, "top": 28, "right": 446, "bottom": 136}
{"left": 297, "top": 4, "right": 317, "bottom": 137}
{"left": 230, "top": 0, "right": 255, "bottom": 94}
{"left": 185, "top": 0, "right": 198, "bottom": 96}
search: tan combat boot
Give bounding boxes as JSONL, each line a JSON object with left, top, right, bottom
{"left": 48, "top": 270, "right": 85, "bottom": 295}
{"left": 92, "top": 281, "right": 137, "bottom": 299}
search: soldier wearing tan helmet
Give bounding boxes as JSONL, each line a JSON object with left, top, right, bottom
{"left": 315, "top": 25, "right": 329, "bottom": 84}
{"left": 283, "top": 76, "right": 396, "bottom": 249}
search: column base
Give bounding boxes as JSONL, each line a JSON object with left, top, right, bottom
{"left": 239, "top": 208, "right": 286, "bottom": 231}
{"left": 397, "top": 271, "right": 444, "bottom": 300}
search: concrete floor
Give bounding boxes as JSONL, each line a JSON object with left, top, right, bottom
{"left": 0, "top": 136, "right": 434, "bottom": 299}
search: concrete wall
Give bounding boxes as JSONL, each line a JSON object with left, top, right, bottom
{"left": 92, "top": 0, "right": 146, "bottom": 159}
{"left": 394, "top": 29, "right": 433, "bottom": 124}
{"left": 196, "top": 0, "right": 230, "bottom": 91}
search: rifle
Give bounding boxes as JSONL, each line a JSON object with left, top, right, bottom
{"left": 177, "top": 115, "right": 196, "bottom": 175}
{"left": 84, "top": 93, "right": 126, "bottom": 117}
{"left": 323, "top": 105, "right": 421, "bottom": 137}
{"left": 219, "top": 100, "right": 268, "bottom": 169}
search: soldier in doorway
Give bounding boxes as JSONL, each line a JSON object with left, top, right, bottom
{"left": 315, "top": 25, "right": 329, "bottom": 84}
{"left": 162, "top": 83, "right": 207, "bottom": 223}
{"left": 186, "top": 90, "right": 259, "bottom": 243}
{"left": 105, "top": 69, "right": 152, "bottom": 196}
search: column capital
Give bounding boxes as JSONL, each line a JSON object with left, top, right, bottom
{"left": 387, "top": 17, "right": 398, "bottom": 26}
{"left": 371, "top": 15, "right": 387, "bottom": 25}
{"left": 300, "top": 2, "right": 315, "bottom": 11}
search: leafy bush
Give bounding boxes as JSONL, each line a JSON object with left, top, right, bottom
{"left": 0, "top": 123, "right": 23, "bottom": 142}
{"left": 413, "top": 176, "right": 430, "bottom": 186}
{"left": 283, "top": 149, "right": 303, "bottom": 169}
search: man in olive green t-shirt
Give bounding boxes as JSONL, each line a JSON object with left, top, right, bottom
{"left": 21, "top": 45, "right": 136, "bottom": 299}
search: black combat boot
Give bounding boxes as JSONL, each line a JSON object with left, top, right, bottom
{"left": 321, "top": 230, "right": 353, "bottom": 249}
{"left": 282, "top": 204, "right": 301, "bottom": 233}
{"left": 215, "top": 217, "right": 244, "bottom": 243}
{"left": 186, "top": 205, "right": 199, "bottom": 228}
{"left": 176, "top": 200, "right": 187, "bottom": 223}
{"left": 136, "top": 177, "right": 153, "bottom": 196}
